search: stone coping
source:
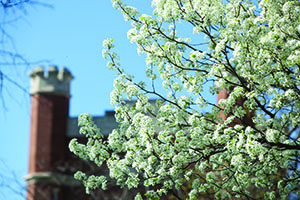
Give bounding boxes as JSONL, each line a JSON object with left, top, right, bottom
{"left": 24, "top": 172, "right": 81, "bottom": 186}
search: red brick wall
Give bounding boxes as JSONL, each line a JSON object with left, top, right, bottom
{"left": 27, "top": 93, "right": 69, "bottom": 200}
{"left": 217, "top": 88, "right": 229, "bottom": 121}
{"left": 217, "top": 88, "right": 254, "bottom": 126}
{"left": 29, "top": 94, "right": 69, "bottom": 172}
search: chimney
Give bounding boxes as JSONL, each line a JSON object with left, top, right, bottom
{"left": 25, "top": 66, "right": 73, "bottom": 200}
{"left": 217, "top": 86, "right": 254, "bottom": 127}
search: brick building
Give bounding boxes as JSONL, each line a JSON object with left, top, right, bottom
{"left": 25, "top": 66, "right": 254, "bottom": 200}
{"left": 25, "top": 66, "right": 140, "bottom": 200}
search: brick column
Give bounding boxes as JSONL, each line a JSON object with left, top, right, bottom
{"left": 217, "top": 87, "right": 254, "bottom": 127}
{"left": 25, "top": 66, "right": 73, "bottom": 200}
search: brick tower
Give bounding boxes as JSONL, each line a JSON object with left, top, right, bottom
{"left": 217, "top": 87, "right": 254, "bottom": 126}
{"left": 25, "top": 66, "right": 73, "bottom": 200}
{"left": 25, "top": 66, "right": 140, "bottom": 200}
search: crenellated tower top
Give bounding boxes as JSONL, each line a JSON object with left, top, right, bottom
{"left": 29, "top": 66, "right": 73, "bottom": 97}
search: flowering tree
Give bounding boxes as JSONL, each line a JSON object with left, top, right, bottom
{"left": 70, "top": 0, "right": 300, "bottom": 199}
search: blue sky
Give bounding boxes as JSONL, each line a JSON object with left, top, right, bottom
{"left": 0, "top": 1, "right": 151, "bottom": 199}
